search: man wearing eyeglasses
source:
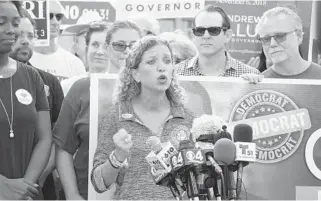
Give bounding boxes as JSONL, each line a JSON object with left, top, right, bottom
{"left": 257, "top": 7, "right": 321, "bottom": 79}
{"left": 176, "top": 5, "right": 260, "bottom": 77}
{"left": 29, "top": 0, "right": 85, "bottom": 81}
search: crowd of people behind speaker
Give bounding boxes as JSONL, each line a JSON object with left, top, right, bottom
{"left": 1, "top": 0, "right": 321, "bottom": 200}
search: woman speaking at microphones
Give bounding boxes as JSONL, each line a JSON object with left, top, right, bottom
{"left": 91, "top": 36, "right": 195, "bottom": 200}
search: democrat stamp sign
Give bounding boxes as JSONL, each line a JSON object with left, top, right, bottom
{"left": 89, "top": 75, "right": 321, "bottom": 200}
{"left": 229, "top": 90, "right": 311, "bottom": 163}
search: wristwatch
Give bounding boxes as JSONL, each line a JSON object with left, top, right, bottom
{"left": 109, "top": 150, "right": 129, "bottom": 169}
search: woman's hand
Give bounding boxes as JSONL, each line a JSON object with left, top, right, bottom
{"left": 113, "top": 128, "right": 133, "bottom": 162}
{"left": 0, "top": 177, "right": 39, "bottom": 200}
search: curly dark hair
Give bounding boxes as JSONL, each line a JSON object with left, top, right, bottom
{"left": 113, "top": 36, "right": 187, "bottom": 105}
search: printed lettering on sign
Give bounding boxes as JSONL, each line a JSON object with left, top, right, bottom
{"left": 60, "top": 1, "right": 116, "bottom": 29}
{"left": 23, "top": 0, "right": 50, "bottom": 46}
{"left": 114, "top": 0, "right": 205, "bottom": 20}
{"left": 229, "top": 90, "right": 312, "bottom": 163}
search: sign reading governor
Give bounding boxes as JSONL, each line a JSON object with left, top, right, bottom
{"left": 125, "top": 2, "right": 201, "bottom": 12}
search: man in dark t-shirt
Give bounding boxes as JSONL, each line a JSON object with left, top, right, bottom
{"left": 256, "top": 7, "right": 321, "bottom": 79}
{"left": 9, "top": 11, "right": 64, "bottom": 200}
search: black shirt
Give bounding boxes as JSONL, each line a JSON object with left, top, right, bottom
{"left": 0, "top": 62, "right": 49, "bottom": 178}
{"left": 27, "top": 62, "right": 64, "bottom": 125}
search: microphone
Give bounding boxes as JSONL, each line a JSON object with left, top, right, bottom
{"left": 190, "top": 114, "right": 225, "bottom": 143}
{"left": 233, "top": 124, "right": 256, "bottom": 200}
{"left": 171, "top": 140, "right": 203, "bottom": 200}
{"left": 213, "top": 138, "right": 236, "bottom": 166}
{"left": 146, "top": 137, "right": 183, "bottom": 200}
{"left": 233, "top": 124, "right": 253, "bottom": 143}
{"left": 213, "top": 138, "right": 237, "bottom": 200}
{"left": 146, "top": 136, "right": 178, "bottom": 174}
{"left": 190, "top": 114, "right": 228, "bottom": 201}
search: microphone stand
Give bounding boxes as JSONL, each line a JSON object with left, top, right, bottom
{"left": 169, "top": 183, "right": 181, "bottom": 201}
{"left": 204, "top": 175, "right": 216, "bottom": 201}
{"left": 186, "top": 170, "right": 200, "bottom": 201}
{"left": 236, "top": 162, "right": 243, "bottom": 200}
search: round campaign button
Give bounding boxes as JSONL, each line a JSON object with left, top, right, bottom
{"left": 15, "top": 89, "right": 33, "bottom": 105}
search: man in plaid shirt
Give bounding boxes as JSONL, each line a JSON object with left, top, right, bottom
{"left": 176, "top": 5, "right": 260, "bottom": 77}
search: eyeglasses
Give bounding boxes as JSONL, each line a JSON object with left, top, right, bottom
{"left": 258, "top": 30, "right": 297, "bottom": 45}
{"left": 192, "top": 26, "right": 227, "bottom": 37}
{"left": 50, "top": 13, "right": 64, "bottom": 21}
{"left": 111, "top": 42, "right": 134, "bottom": 52}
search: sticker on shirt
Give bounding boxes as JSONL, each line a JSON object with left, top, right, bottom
{"left": 44, "top": 85, "right": 50, "bottom": 97}
{"left": 15, "top": 89, "right": 33, "bottom": 105}
{"left": 168, "top": 125, "right": 191, "bottom": 147}
{"left": 122, "top": 113, "right": 133, "bottom": 119}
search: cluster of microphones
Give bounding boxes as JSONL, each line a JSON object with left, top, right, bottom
{"left": 145, "top": 116, "right": 256, "bottom": 201}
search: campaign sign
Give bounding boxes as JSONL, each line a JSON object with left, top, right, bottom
{"left": 60, "top": 1, "right": 116, "bottom": 29}
{"left": 112, "top": 0, "right": 205, "bottom": 20}
{"left": 89, "top": 75, "right": 321, "bottom": 200}
{"left": 24, "top": 0, "right": 50, "bottom": 46}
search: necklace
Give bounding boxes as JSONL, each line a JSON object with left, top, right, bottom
{"left": 0, "top": 77, "right": 14, "bottom": 138}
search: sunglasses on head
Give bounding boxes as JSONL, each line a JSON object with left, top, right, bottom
{"left": 50, "top": 13, "right": 64, "bottom": 21}
{"left": 192, "top": 26, "right": 227, "bottom": 37}
{"left": 258, "top": 30, "right": 297, "bottom": 45}
{"left": 111, "top": 42, "right": 134, "bottom": 52}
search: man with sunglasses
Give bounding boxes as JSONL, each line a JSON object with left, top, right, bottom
{"left": 256, "top": 7, "right": 321, "bottom": 79}
{"left": 177, "top": 5, "right": 260, "bottom": 77}
{"left": 29, "top": 0, "right": 85, "bottom": 81}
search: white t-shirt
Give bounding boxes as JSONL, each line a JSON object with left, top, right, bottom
{"left": 29, "top": 47, "right": 86, "bottom": 82}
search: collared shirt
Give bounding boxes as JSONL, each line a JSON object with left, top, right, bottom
{"left": 176, "top": 53, "right": 260, "bottom": 77}
{"left": 91, "top": 100, "right": 194, "bottom": 200}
